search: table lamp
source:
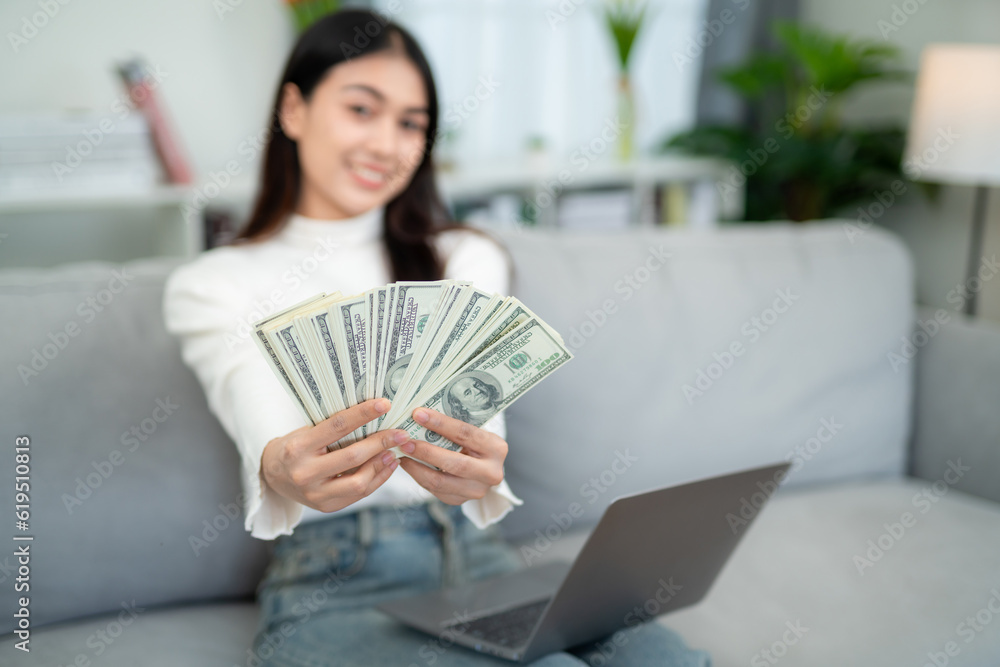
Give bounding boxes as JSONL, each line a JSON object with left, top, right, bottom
{"left": 904, "top": 44, "right": 1000, "bottom": 316}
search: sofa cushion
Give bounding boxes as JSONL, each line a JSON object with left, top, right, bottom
{"left": 0, "top": 259, "right": 270, "bottom": 635}
{"left": 6, "top": 478, "right": 997, "bottom": 667}
{"left": 497, "top": 222, "right": 915, "bottom": 538}
{"left": 0, "top": 602, "right": 259, "bottom": 667}
{"left": 911, "top": 308, "right": 1000, "bottom": 504}
{"left": 512, "top": 477, "right": 1000, "bottom": 667}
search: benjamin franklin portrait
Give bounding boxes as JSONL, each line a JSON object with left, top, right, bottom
{"left": 442, "top": 371, "right": 503, "bottom": 426}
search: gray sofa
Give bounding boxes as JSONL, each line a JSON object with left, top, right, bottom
{"left": 2, "top": 222, "right": 998, "bottom": 666}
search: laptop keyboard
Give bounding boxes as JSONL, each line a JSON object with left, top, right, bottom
{"left": 447, "top": 598, "right": 551, "bottom": 648}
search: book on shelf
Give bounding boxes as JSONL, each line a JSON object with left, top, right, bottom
{"left": 556, "top": 189, "right": 632, "bottom": 231}
{"left": 0, "top": 111, "right": 162, "bottom": 196}
{"left": 116, "top": 57, "right": 192, "bottom": 185}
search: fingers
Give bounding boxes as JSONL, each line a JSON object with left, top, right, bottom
{"left": 397, "top": 457, "right": 490, "bottom": 505}
{"left": 398, "top": 438, "right": 504, "bottom": 488}
{"left": 316, "top": 428, "right": 410, "bottom": 480}
{"left": 411, "top": 408, "right": 506, "bottom": 458}
{"left": 309, "top": 399, "right": 392, "bottom": 453}
{"left": 312, "top": 448, "right": 399, "bottom": 512}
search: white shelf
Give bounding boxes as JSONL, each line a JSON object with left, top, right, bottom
{"left": 0, "top": 184, "right": 193, "bottom": 213}
{"left": 439, "top": 154, "right": 741, "bottom": 228}
{"left": 438, "top": 154, "right": 733, "bottom": 200}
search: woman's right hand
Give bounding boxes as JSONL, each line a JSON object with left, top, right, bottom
{"left": 260, "top": 398, "right": 409, "bottom": 513}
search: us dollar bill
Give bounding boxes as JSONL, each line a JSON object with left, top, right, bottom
{"left": 334, "top": 295, "right": 369, "bottom": 437}
{"left": 376, "top": 281, "right": 446, "bottom": 427}
{"left": 392, "top": 317, "right": 573, "bottom": 451}
{"left": 277, "top": 323, "right": 326, "bottom": 417}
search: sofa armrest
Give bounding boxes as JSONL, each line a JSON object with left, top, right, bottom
{"left": 910, "top": 307, "right": 1000, "bottom": 503}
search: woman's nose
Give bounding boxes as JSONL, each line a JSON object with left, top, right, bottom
{"left": 367, "top": 116, "right": 401, "bottom": 158}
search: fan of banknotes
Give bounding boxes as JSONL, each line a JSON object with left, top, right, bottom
{"left": 251, "top": 280, "right": 573, "bottom": 453}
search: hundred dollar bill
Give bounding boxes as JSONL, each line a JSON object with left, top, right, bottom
{"left": 396, "top": 287, "right": 498, "bottom": 410}
{"left": 252, "top": 293, "right": 334, "bottom": 426}
{"left": 332, "top": 295, "right": 369, "bottom": 437}
{"left": 386, "top": 281, "right": 468, "bottom": 424}
{"left": 375, "top": 281, "right": 447, "bottom": 428}
{"left": 274, "top": 322, "right": 326, "bottom": 422}
{"left": 391, "top": 317, "right": 573, "bottom": 452}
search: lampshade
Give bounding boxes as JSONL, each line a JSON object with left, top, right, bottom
{"left": 904, "top": 44, "right": 1000, "bottom": 186}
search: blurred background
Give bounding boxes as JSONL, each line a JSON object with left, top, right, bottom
{"left": 1, "top": 0, "right": 999, "bottom": 320}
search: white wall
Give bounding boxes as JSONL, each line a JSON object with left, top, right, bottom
{"left": 1, "top": 0, "right": 295, "bottom": 179}
{"left": 801, "top": 0, "right": 1000, "bottom": 321}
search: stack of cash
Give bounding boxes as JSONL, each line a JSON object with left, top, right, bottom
{"left": 251, "top": 280, "right": 573, "bottom": 452}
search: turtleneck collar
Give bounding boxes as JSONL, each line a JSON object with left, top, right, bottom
{"left": 278, "top": 205, "right": 385, "bottom": 250}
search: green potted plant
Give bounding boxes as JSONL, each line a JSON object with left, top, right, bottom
{"left": 285, "top": 0, "right": 340, "bottom": 33}
{"left": 601, "top": 0, "right": 648, "bottom": 161}
{"left": 662, "top": 21, "right": 909, "bottom": 221}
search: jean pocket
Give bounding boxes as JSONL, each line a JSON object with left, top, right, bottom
{"left": 261, "top": 534, "right": 368, "bottom": 592}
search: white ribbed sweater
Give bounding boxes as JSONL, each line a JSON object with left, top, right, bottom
{"left": 162, "top": 205, "right": 522, "bottom": 540}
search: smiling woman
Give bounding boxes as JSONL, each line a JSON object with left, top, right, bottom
{"left": 162, "top": 8, "right": 710, "bottom": 667}
{"left": 234, "top": 11, "right": 450, "bottom": 282}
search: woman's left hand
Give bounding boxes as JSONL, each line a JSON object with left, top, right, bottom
{"left": 397, "top": 407, "right": 508, "bottom": 505}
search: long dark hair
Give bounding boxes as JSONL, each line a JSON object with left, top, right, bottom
{"left": 233, "top": 9, "right": 451, "bottom": 281}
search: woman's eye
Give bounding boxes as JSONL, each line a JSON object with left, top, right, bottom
{"left": 350, "top": 105, "right": 371, "bottom": 117}
{"left": 402, "top": 119, "right": 425, "bottom": 132}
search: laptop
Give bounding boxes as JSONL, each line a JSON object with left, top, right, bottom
{"left": 378, "top": 461, "right": 791, "bottom": 663}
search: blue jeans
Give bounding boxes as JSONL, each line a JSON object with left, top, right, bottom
{"left": 250, "top": 500, "right": 712, "bottom": 667}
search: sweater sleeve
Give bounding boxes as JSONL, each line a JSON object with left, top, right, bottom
{"left": 162, "top": 257, "right": 309, "bottom": 540}
{"left": 439, "top": 228, "right": 524, "bottom": 529}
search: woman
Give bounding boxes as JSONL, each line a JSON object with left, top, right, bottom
{"left": 163, "top": 9, "right": 711, "bottom": 666}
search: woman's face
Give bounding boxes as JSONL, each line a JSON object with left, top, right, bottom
{"left": 279, "top": 47, "right": 430, "bottom": 219}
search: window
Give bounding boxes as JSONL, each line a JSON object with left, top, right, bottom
{"left": 374, "top": 0, "right": 708, "bottom": 165}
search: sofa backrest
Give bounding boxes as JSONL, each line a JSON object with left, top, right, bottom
{"left": 0, "top": 258, "right": 270, "bottom": 634}
{"left": 0, "top": 221, "right": 914, "bottom": 632}
{"left": 497, "top": 222, "right": 914, "bottom": 537}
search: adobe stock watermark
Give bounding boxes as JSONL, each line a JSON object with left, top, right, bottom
{"left": 519, "top": 448, "right": 639, "bottom": 566}
{"left": 241, "top": 567, "right": 354, "bottom": 666}
{"left": 7, "top": 0, "right": 74, "bottom": 53}
{"left": 587, "top": 577, "right": 684, "bottom": 666}
{"left": 673, "top": 0, "right": 751, "bottom": 71}
{"left": 877, "top": 0, "right": 933, "bottom": 40}
{"left": 886, "top": 254, "right": 999, "bottom": 372}
{"left": 442, "top": 75, "right": 500, "bottom": 128}
{"left": 214, "top": 0, "right": 403, "bottom": 27}
{"left": 844, "top": 127, "right": 958, "bottom": 244}
{"left": 224, "top": 235, "right": 344, "bottom": 351}
{"left": 715, "top": 86, "right": 831, "bottom": 201}
{"left": 786, "top": 416, "right": 845, "bottom": 475}
{"left": 189, "top": 493, "right": 248, "bottom": 556}
{"left": 520, "top": 115, "right": 627, "bottom": 223}
{"left": 726, "top": 416, "right": 842, "bottom": 534}
{"left": 17, "top": 269, "right": 135, "bottom": 386}
{"left": 180, "top": 126, "right": 267, "bottom": 224}
{"left": 405, "top": 609, "right": 476, "bottom": 667}
{"left": 29, "top": 600, "right": 146, "bottom": 662}
{"left": 494, "top": 115, "right": 629, "bottom": 231}
{"left": 715, "top": 85, "right": 832, "bottom": 204}
{"left": 724, "top": 464, "right": 791, "bottom": 535}
{"left": 545, "top": 0, "right": 587, "bottom": 30}
{"left": 51, "top": 63, "right": 168, "bottom": 184}
{"left": 566, "top": 244, "right": 671, "bottom": 352}
{"left": 750, "top": 620, "right": 809, "bottom": 666}
{"left": 919, "top": 588, "right": 1000, "bottom": 667}
{"left": 852, "top": 459, "right": 970, "bottom": 575}
{"left": 682, "top": 288, "right": 799, "bottom": 404}
{"left": 61, "top": 397, "right": 180, "bottom": 514}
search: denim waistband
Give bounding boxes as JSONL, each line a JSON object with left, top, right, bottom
{"left": 279, "top": 502, "right": 466, "bottom": 547}
{"left": 278, "top": 501, "right": 471, "bottom": 587}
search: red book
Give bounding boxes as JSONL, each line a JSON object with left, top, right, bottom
{"left": 116, "top": 58, "right": 192, "bottom": 185}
